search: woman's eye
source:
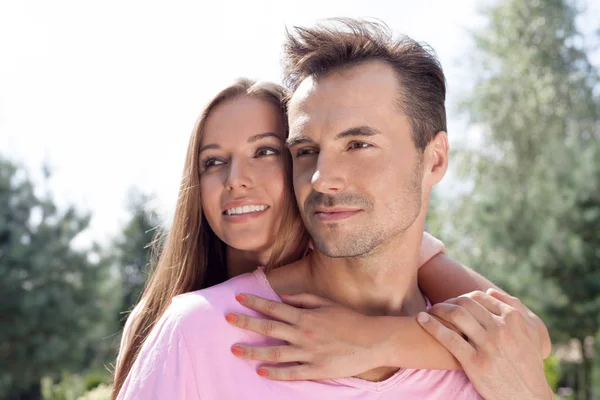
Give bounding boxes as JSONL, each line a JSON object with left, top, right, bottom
{"left": 203, "top": 158, "right": 225, "bottom": 169}
{"left": 255, "top": 147, "right": 280, "bottom": 157}
{"left": 295, "top": 148, "right": 318, "bottom": 158}
{"left": 347, "top": 141, "right": 372, "bottom": 150}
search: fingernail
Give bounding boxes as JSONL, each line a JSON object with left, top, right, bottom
{"left": 231, "top": 345, "right": 244, "bottom": 356}
{"left": 417, "top": 312, "right": 429, "bottom": 323}
{"left": 257, "top": 368, "right": 268, "bottom": 377}
{"left": 225, "top": 313, "right": 237, "bottom": 323}
{"left": 236, "top": 294, "right": 247, "bottom": 303}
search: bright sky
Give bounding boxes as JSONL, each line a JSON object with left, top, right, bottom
{"left": 1, "top": 0, "right": 484, "bottom": 245}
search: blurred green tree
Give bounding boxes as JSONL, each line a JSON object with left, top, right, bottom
{"left": 0, "top": 156, "right": 105, "bottom": 400}
{"left": 451, "top": 0, "right": 599, "bottom": 397}
{"left": 109, "top": 190, "right": 161, "bottom": 325}
{"left": 76, "top": 191, "right": 163, "bottom": 375}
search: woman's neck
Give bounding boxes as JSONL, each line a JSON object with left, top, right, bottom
{"left": 226, "top": 247, "right": 272, "bottom": 279}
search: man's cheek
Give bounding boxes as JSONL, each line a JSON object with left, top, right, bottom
{"left": 293, "top": 167, "right": 313, "bottom": 191}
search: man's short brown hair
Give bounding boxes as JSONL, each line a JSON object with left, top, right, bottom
{"left": 283, "top": 18, "right": 447, "bottom": 150}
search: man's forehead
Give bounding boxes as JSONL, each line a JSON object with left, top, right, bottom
{"left": 288, "top": 76, "right": 317, "bottom": 117}
{"left": 288, "top": 62, "right": 401, "bottom": 135}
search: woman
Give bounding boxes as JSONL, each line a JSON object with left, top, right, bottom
{"left": 113, "top": 78, "right": 549, "bottom": 399}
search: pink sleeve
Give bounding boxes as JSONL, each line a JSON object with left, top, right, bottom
{"left": 116, "top": 307, "right": 201, "bottom": 400}
{"left": 419, "top": 231, "right": 445, "bottom": 266}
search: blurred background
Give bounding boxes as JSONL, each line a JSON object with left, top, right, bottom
{"left": 1, "top": 0, "right": 599, "bottom": 399}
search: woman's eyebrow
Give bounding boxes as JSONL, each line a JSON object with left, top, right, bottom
{"left": 199, "top": 132, "right": 281, "bottom": 155}
{"left": 247, "top": 132, "right": 282, "bottom": 143}
{"left": 199, "top": 143, "right": 220, "bottom": 156}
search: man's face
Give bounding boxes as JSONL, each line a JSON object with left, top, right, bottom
{"left": 287, "top": 61, "right": 426, "bottom": 258}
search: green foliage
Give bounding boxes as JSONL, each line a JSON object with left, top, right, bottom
{"left": 0, "top": 156, "right": 108, "bottom": 399}
{"left": 82, "top": 370, "right": 111, "bottom": 392}
{"left": 446, "top": 0, "right": 599, "bottom": 397}
{"left": 41, "top": 373, "right": 111, "bottom": 400}
{"left": 594, "top": 329, "right": 600, "bottom": 397}
{"left": 41, "top": 373, "right": 85, "bottom": 400}
{"left": 453, "top": 0, "right": 599, "bottom": 338}
{"left": 544, "top": 354, "right": 562, "bottom": 392}
{"left": 77, "top": 384, "right": 111, "bottom": 400}
{"left": 108, "top": 190, "right": 162, "bottom": 322}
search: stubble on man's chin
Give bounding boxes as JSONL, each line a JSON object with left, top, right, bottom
{"left": 308, "top": 222, "right": 384, "bottom": 258}
{"left": 303, "top": 154, "right": 426, "bottom": 259}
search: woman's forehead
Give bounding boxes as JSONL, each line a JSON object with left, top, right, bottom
{"left": 202, "top": 96, "right": 285, "bottom": 145}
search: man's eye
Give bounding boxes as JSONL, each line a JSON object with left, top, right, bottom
{"left": 347, "top": 141, "right": 372, "bottom": 150}
{"left": 203, "top": 158, "right": 225, "bottom": 169}
{"left": 255, "top": 147, "right": 280, "bottom": 157}
{"left": 295, "top": 148, "right": 318, "bottom": 158}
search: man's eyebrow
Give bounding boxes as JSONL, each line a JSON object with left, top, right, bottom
{"left": 286, "top": 126, "right": 380, "bottom": 148}
{"left": 248, "top": 132, "right": 282, "bottom": 144}
{"left": 286, "top": 135, "right": 316, "bottom": 148}
{"left": 335, "top": 126, "right": 381, "bottom": 140}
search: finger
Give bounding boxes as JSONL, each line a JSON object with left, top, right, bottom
{"left": 444, "top": 295, "right": 498, "bottom": 331}
{"left": 231, "top": 344, "right": 307, "bottom": 363}
{"left": 281, "top": 293, "right": 334, "bottom": 309}
{"left": 428, "top": 303, "right": 488, "bottom": 347}
{"left": 256, "top": 364, "right": 316, "bottom": 381}
{"left": 486, "top": 289, "right": 525, "bottom": 312}
{"left": 226, "top": 312, "right": 295, "bottom": 342}
{"left": 236, "top": 293, "right": 302, "bottom": 324}
{"left": 470, "top": 290, "right": 511, "bottom": 316}
{"left": 416, "top": 312, "right": 476, "bottom": 366}
{"left": 486, "top": 289, "right": 550, "bottom": 355}
{"left": 485, "top": 289, "right": 537, "bottom": 326}
{"left": 472, "top": 291, "right": 540, "bottom": 346}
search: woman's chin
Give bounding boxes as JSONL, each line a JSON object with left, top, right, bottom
{"left": 223, "top": 236, "right": 274, "bottom": 255}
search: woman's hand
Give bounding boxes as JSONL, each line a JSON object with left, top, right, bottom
{"left": 225, "top": 293, "right": 394, "bottom": 381}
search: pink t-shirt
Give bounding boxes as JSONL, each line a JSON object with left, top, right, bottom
{"left": 116, "top": 232, "right": 446, "bottom": 368}
{"left": 118, "top": 270, "right": 482, "bottom": 399}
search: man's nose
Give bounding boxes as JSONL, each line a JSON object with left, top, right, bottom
{"left": 310, "top": 151, "right": 346, "bottom": 194}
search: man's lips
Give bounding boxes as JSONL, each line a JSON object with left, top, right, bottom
{"left": 313, "top": 208, "right": 362, "bottom": 222}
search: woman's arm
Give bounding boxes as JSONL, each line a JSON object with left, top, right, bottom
{"left": 226, "top": 233, "right": 549, "bottom": 379}
{"left": 418, "top": 252, "right": 551, "bottom": 358}
{"left": 418, "top": 252, "right": 501, "bottom": 305}
{"left": 228, "top": 293, "right": 462, "bottom": 380}
{"left": 230, "top": 283, "right": 549, "bottom": 379}
{"left": 367, "top": 315, "right": 463, "bottom": 371}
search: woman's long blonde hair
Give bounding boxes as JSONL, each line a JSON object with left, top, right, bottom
{"left": 112, "top": 78, "right": 308, "bottom": 398}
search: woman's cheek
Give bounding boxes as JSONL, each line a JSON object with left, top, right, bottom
{"left": 265, "top": 166, "right": 287, "bottom": 195}
{"left": 200, "top": 176, "right": 222, "bottom": 221}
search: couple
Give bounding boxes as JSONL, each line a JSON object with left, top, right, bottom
{"left": 113, "top": 19, "right": 552, "bottom": 399}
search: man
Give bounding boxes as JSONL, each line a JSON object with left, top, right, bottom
{"left": 228, "top": 18, "right": 552, "bottom": 399}
{"left": 118, "top": 18, "right": 551, "bottom": 400}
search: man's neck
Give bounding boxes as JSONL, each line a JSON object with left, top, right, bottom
{"left": 267, "top": 228, "right": 428, "bottom": 383}
{"left": 308, "top": 231, "right": 427, "bottom": 317}
{"left": 269, "top": 228, "right": 428, "bottom": 318}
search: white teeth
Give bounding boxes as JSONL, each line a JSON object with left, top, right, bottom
{"left": 225, "top": 205, "right": 268, "bottom": 215}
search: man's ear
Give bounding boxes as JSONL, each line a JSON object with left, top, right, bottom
{"left": 424, "top": 131, "right": 449, "bottom": 185}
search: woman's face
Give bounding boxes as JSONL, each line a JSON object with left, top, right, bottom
{"left": 199, "top": 95, "right": 288, "bottom": 254}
